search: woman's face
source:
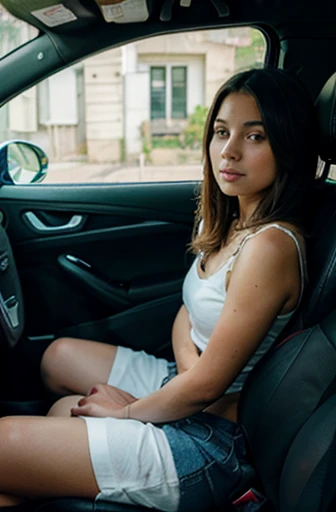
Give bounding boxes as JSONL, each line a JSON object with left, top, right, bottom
{"left": 209, "top": 92, "right": 277, "bottom": 205}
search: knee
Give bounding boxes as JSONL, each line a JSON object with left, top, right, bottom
{"left": 0, "top": 416, "right": 24, "bottom": 450}
{"left": 47, "top": 395, "right": 83, "bottom": 417}
{"left": 40, "top": 337, "right": 74, "bottom": 393}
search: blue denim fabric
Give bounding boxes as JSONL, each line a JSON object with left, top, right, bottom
{"left": 161, "top": 361, "right": 178, "bottom": 386}
{"left": 161, "top": 363, "right": 248, "bottom": 512}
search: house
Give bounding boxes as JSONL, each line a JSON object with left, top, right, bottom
{"left": 0, "top": 14, "right": 261, "bottom": 164}
{"left": 83, "top": 29, "right": 250, "bottom": 163}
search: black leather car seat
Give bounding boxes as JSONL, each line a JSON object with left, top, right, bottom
{"left": 239, "top": 309, "right": 336, "bottom": 511}
{"left": 238, "top": 71, "right": 336, "bottom": 512}
{"left": 286, "top": 71, "right": 336, "bottom": 330}
{"left": 279, "top": 392, "right": 336, "bottom": 512}
{"left": 34, "top": 71, "right": 336, "bottom": 512}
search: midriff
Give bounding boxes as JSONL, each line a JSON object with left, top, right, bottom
{"left": 204, "top": 392, "right": 240, "bottom": 423}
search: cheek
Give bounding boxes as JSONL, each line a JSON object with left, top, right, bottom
{"left": 256, "top": 151, "right": 277, "bottom": 183}
{"left": 266, "top": 155, "right": 278, "bottom": 182}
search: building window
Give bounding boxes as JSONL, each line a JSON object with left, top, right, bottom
{"left": 150, "top": 65, "right": 187, "bottom": 121}
{"left": 171, "top": 66, "right": 187, "bottom": 119}
{"left": 150, "top": 67, "right": 166, "bottom": 120}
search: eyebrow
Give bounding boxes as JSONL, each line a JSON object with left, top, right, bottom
{"left": 214, "top": 118, "right": 264, "bottom": 128}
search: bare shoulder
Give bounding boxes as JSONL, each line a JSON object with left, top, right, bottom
{"left": 225, "top": 222, "right": 304, "bottom": 317}
{"left": 238, "top": 222, "right": 303, "bottom": 270}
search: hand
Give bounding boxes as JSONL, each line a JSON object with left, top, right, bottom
{"left": 71, "top": 384, "right": 137, "bottom": 418}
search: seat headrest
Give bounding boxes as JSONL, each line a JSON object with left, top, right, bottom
{"left": 315, "top": 72, "right": 336, "bottom": 163}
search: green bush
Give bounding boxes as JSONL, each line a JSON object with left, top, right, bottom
{"left": 183, "top": 105, "right": 208, "bottom": 149}
{"left": 151, "top": 136, "right": 182, "bottom": 149}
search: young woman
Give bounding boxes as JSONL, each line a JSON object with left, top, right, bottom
{"left": 0, "top": 68, "right": 318, "bottom": 511}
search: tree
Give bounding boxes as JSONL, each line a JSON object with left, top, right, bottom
{"left": 0, "top": 6, "right": 28, "bottom": 58}
{"left": 182, "top": 105, "right": 208, "bottom": 149}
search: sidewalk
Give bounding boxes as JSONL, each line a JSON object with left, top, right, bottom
{"left": 44, "top": 161, "right": 203, "bottom": 184}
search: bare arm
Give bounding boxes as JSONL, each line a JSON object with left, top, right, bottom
{"left": 172, "top": 304, "right": 200, "bottom": 373}
{"left": 72, "top": 230, "right": 300, "bottom": 423}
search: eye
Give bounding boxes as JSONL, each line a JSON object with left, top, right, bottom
{"left": 214, "top": 127, "right": 228, "bottom": 138}
{"left": 248, "top": 133, "right": 265, "bottom": 142}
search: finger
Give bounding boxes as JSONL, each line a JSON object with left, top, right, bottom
{"left": 87, "top": 386, "right": 98, "bottom": 397}
{"left": 71, "top": 406, "right": 81, "bottom": 416}
{"left": 71, "top": 404, "right": 93, "bottom": 417}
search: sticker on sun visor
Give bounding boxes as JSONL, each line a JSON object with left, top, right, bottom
{"left": 31, "top": 4, "right": 77, "bottom": 27}
{"left": 95, "top": 0, "right": 149, "bottom": 23}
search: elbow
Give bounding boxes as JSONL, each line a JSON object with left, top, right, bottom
{"left": 182, "top": 365, "right": 225, "bottom": 407}
{"left": 202, "top": 384, "right": 222, "bottom": 404}
{"left": 191, "top": 381, "right": 222, "bottom": 407}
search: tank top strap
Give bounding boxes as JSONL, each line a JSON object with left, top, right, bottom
{"left": 227, "top": 223, "right": 307, "bottom": 302}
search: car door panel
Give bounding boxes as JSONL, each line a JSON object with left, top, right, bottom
{"left": 56, "top": 293, "right": 182, "bottom": 358}
{"left": 0, "top": 182, "right": 197, "bottom": 358}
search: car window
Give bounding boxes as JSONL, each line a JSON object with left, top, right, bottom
{"left": 0, "top": 5, "right": 38, "bottom": 58}
{"left": 328, "top": 166, "right": 336, "bottom": 182}
{"left": 0, "top": 27, "right": 266, "bottom": 185}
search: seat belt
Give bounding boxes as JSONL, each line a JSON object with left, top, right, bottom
{"left": 232, "top": 488, "right": 268, "bottom": 511}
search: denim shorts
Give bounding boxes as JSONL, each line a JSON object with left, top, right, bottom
{"left": 161, "top": 364, "right": 248, "bottom": 512}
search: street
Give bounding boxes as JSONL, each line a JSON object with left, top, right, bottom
{"left": 44, "top": 162, "right": 203, "bottom": 184}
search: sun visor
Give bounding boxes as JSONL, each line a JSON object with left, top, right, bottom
{"left": 93, "top": 0, "right": 150, "bottom": 23}
{"left": 0, "top": 1, "right": 98, "bottom": 31}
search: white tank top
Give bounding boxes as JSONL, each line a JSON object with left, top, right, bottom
{"left": 182, "top": 223, "right": 306, "bottom": 394}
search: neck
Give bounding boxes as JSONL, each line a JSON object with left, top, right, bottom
{"left": 237, "top": 196, "right": 260, "bottom": 225}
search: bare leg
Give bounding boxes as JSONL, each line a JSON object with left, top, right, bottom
{"left": 0, "top": 494, "right": 26, "bottom": 506}
{"left": 47, "top": 395, "right": 84, "bottom": 417}
{"left": 40, "top": 338, "right": 118, "bottom": 396}
{"left": 0, "top": 416, "right": 99, "bottom": 505}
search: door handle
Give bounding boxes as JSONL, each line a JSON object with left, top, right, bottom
{"left": 23, "top": 212, "right": 83, "bottom": 233}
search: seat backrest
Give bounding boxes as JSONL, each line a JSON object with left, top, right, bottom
{"left": 296, "top": 182, "right": 336, "bottom": 328}
{"left": 280, "top": 72, "right": 336, "bottom": 332}
{"left": 279, "top": 392, "right": 336, "bottom": 512}
{"left": 239, "top": 313, "right": 336, "bottom": 506}
{"left": 238, "top": 71, "right": 336, "bottom": 508}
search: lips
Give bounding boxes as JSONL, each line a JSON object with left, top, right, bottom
{"left": 219, "top": 168, "right": 244, "bottom": 182}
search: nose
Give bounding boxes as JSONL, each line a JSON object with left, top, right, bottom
{"left": 220, "top": 135, "right": 241, "bottom": 161}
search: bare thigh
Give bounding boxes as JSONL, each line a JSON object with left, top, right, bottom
{"left": 41, "top": 338, "right": 118, "bottom": 395}
{"left": 48, "top": 395, "right": 84, "bottom": 417}
{"left": 0, "top": 415, "right": 99, "bottom": 499}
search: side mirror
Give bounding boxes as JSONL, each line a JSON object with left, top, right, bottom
{"left": 0, "top": 140, "right": 48, "bottom": 185}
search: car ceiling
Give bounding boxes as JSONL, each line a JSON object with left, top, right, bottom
{"left": 2, "top": 0, "right": 336, "bottom": 37}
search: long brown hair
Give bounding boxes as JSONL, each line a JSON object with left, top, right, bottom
{"left": 191, "top": 68, "right": 318, "bottom": 260}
